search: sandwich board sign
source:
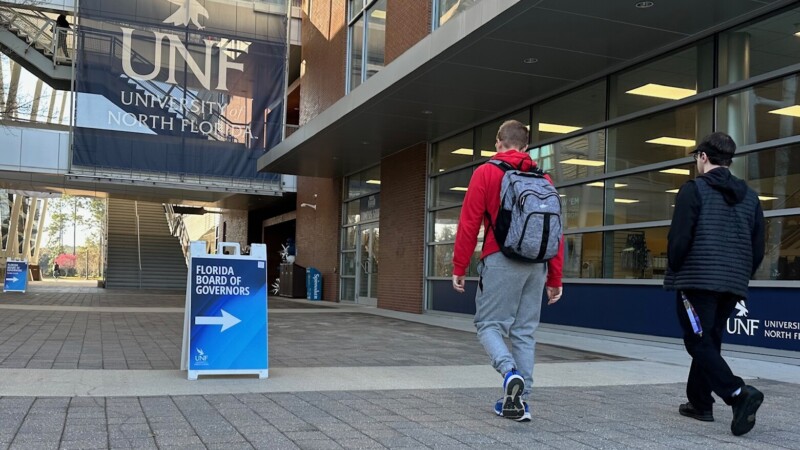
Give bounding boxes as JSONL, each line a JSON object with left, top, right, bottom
{"left": 181, "top": 241, "right": 268, "bottom": 380}
{"left": 4, "top": 259, "right": 28, "bottom": 293}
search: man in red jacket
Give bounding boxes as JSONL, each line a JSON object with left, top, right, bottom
{"left": 452, "top": 119, "right": 564, "bottom": 422}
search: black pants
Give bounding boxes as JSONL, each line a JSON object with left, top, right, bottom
{"left": 675, "top": 290, "right": 744, "bottom": 411}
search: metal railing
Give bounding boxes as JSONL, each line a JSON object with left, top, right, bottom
{"left": 134, "top": 201, "right": 142, "bottom": 289}
{"left": 164, "top": 203, "right": 192, "bottom": 267}
{"left": 0, "top": 6, "right": 75, "bottom": 67}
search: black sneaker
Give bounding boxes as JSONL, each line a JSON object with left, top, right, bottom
{"left": 731, "top": 385, "right": 764, "bottom": 436}
{"left": 679, "top": 402, "right": 714, "bottom": 422}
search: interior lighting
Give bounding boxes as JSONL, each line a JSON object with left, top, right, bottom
{"left": 451, "top": 148, "right": 497, "bottom": 157}
{"left": 366, "top": 180, "right": 381, "bottom": 185}
{"left": 660, "top": 168, "right": 691, "bottom": 175}
{"left": 758, "top": 196, "right": 778, "bottom": 201}
{"left": 560, "top": 158, "right": 605, "bottom": 167}
{"left": 646, "top": 137, "right": 696, "bottom": 147}
{"left": 370, "top": 9, "right": 386, "bottom": 19}
{"left": 539, "top": 123, "right": 581, "bottom": 134}
{"left": 768, "top": 105, "right": 800, "bottom": 117}
{"left": 665, "top": 189, "right": 680, "bottom": 193}
{"left": 626, "top": 83, "right": 696, "bottom": 100}
{"left": 614, "top": 198, "right": 640, "bottom": 204}
{"left": 450, "top": 187, "right": 468, "bottom": 192}
{"left": 587, "top": 182, "right": 627, "bottom": 188}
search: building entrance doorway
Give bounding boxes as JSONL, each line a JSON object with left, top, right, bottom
{"left": 356, "top": 223, "right": 379, "bottom": 305}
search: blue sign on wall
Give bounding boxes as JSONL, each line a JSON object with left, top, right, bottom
{"left": 182, "top": 242, "right": 268, "bottom": 380}
{"left": 3, "top": 260, "right": 28, "bottom": 293}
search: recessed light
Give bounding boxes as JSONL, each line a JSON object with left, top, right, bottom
{"left": 768, "top": 105, "right": 800, "bottom": 117}
{"left": 646, "top": 137, "right": 696, "bottom": 147}
{"left": 523, "top": 57, "right": 538, "bottom": 64}
{"left": 614, "top": 198, "right": 640, "bottom": 204}
{"left": 560, "top": 158, "right": 605, "bottom": 167}
{"left": 361, "top": 141, "right": 369, "bottom": 145}
{"left": 758, "top": 196, "right": 778, "bottom": 201}
{"left": 635, "top": 1, "right": 654, "bottom": 8}
{"left": 450, "top": 187, "right": 468, "bottom": 192}
{"left": 366, "top": 180, "right": 381, "bottom": 185}
{"left": 421, "top": 110, "right": 433, "bottom": 115}
{"left": 587, "top": 182, "right": 628, "bottom": 188}
{"left": 665, "top": 189, "right": 679, "bottom": 193}
{"left": 626, "top": 83, "right": 696, "bottom": 100}
{"left": 452, "top": 148, "right": 496, "bottom": 157}
{"left": 539, "top": 123, "right": 581, "bottom": 134}
{"left": 660, "top": 168, "right": 691, "bottom": 176}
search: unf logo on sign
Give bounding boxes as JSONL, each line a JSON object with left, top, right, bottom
{"left": 120, "top": 0, "right": 246, "bottom": 91}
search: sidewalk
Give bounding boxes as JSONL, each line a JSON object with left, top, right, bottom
{"left": 0, "top": 281, "right": 798, "bottom": 449}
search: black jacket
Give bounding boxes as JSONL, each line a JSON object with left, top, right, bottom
{"left": 664, "top": 167, "right": 765, "bottom": 296}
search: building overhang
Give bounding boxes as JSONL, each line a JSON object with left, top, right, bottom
{"left": 259, "top": 0, "right": 791, "bottom": 178}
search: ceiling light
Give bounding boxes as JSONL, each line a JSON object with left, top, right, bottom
{"left": 665, "top": 189, "right": 680, "bottom": 193}
{"left": 768, "top": 105, "right": 800, "bottom": 117}
{"left": 587, "top": 182, "right": 628, "bottom": 188}
{"left": 635, "top": 1, "right": 654, "bottom": 8}
{"left": 480, "top": 150, "right": 497, "bottom": 157}
{"left": 370, "top": 9, "right": 386, "bottom": 19}
{"left": 646, "top": 137, "right": 696, "bottom": 147}
{"left": 560, "top": 158, "right": 605, "bottom": 167}
{"left": 539, "top": 123, "right": 581, "bottom": 134}
{"left": 660, "top": 168, "right": 691, "bottom": 175}
{"left": 626, "top": 83, "right": 696, "bottom": 100}
{"left": 523, "top": 57, "right": 538, "bottom": 64}
{"left": 450, "top": 187, "right": 468, "bottom": 192}
{"left": 452, "top": 148, "right": 473, "bottom": 156}
{"left": 366, "top": 180, "right": 381, "bottom": 185}
{"left": 614, "top": 198, "right": 640, "bottom": 204}
{"left": 758, "top": 196, "right": 778, "bottom": 201}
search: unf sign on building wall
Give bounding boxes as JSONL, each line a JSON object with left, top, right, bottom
{"left": 73, "top": 0, "right": 287, "bottom": 180}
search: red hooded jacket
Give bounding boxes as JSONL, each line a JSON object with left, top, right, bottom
{"left": 452, "top": 149, "right": 564, "bottom": 287}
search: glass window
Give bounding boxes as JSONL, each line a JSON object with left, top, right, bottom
{"left": 340, "top": 277, "right": 356, "bottom": 301}
{"left": 532, "top": 81, "right": 606, "bottom": 145}
{"left": 731, "top": 144, "right": 800, "bottom": 211}
{"left": 604, "top": 227, "right": 669, "bottom": 280}
{"left": 341, "top": 252, "right": 357, "bottom": 276}
{"left": 349, "top": 16, "right": 364, "bottom": 91}
{"left": 717, "top": 74, "right": 800, "bottom": 147}
{"left": 430, "top": 207, "right": 460, "bottom": 243}
{"left": 342, "top": 226, "right": 358, "bottom": 250}
{"left": 607, "top": 101, "right": 712, "bottom": 173}
{"left": 558, "top": 184, "right": 603, "bottom": 229}
{"left": 474, "top": 109, "right": 530, "bottom": 157}
{"left": 436, "top": 0, "right": 482, "bottom": 28}
{"left": 610, "top": 41, "right": 714, "bottom": 118}
{"left": 719, "top": 5, "right": 800, "bottom": 86}
{"left": 563, "top": 232, "right": 603, "bottom": 278}
{"left": 755, "top": 215, "right": 800, "bottom": 281}
{"left": 535, "top": 130, "right": 606, "bottom": 184}
{"left": 347, "top": 0, "right": 386, "bottom": 91}
{"left": 430, "top": 167, "right": 472, "bottom": 208}
{"left": 428, "top": 243, "right": 481, "bottom": 277}
{"left": 431, "top": 130, "right": 474, "bottom": 173}
{"left": 345, "top": 165, "right": 381, "bottom": 199}
{"left": 603, "top": 166, "right": 694, "bottom": 226}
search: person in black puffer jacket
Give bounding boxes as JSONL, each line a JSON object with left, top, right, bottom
{"left": 664, "top": 132, "right": 766, "bottom": 436}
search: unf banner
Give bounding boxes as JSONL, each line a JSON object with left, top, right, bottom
{"left": 73, "top": 0, "right": 287, "bottom": 180}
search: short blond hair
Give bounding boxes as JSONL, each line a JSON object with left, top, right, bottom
{"left": 496, "top": 120, "right": 529, "bottom": 150}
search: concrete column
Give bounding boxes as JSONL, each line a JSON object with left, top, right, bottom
{"left": 4, "top": 195, "right": 23, "bottom": 258}
{"left": 21, "top": 198, "right": 36, "bottom": 260}
{"left": 33, "top": 199, "right": 48, "bottom": 263}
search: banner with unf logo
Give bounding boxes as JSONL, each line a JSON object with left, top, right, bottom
{"left": 73, "top": 0, "right": 287, "bottom": 180}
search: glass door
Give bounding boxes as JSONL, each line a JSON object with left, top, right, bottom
{"left": 357, "top": 223, "right": 379, "bottom": 305}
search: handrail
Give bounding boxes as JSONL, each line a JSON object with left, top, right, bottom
{"left": 135, "top": 201, "right": 142, "bottom": 289}
{"left": 0, "top": 6, "right": 73, "bottom": 67}
{"left": 164, "top": 203, "right": 191, "bottom": 267}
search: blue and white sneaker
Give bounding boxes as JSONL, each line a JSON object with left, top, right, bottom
{"left": 494, "top": 399, "right": 531, "bottom": 422}
{"left": 501, "top": 370, "right": 525, "bottom": 419}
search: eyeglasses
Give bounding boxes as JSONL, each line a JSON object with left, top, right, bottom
{"left": 692, "top": 152, "right": 702, "bottom": 160}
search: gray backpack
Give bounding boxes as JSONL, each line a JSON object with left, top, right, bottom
{"left": 486, "top": 160, "right": 562, "bottom": 262}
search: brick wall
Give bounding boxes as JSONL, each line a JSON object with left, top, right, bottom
{"left": 300, "top": 0, "right": 347, "bottom": 125}
{"left": 385, "top": 1, "right": 432, "bottom": 64}
{"left": 295, "top": 176, "right": 342, "bottom": 302}
{"left": 377, "top": 143, "right": 427, "bottom": 314}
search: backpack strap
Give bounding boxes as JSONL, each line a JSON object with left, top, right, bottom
{"left": 487, "top": 159, "right": 515, "bottom": 172}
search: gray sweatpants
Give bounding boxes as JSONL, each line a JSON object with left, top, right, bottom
{"left": 474, "top": 252, "right": 547, "bottom": 398}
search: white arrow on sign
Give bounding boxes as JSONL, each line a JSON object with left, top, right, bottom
{"left": 5, "top": 277, "right": 18, "bottom": 283}
{"left": 195, "top": 309, "right": 241, "bottom": 332}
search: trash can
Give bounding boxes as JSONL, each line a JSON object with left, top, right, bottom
{"left": 306, "top": 267, "right": 322, "bottom": 300}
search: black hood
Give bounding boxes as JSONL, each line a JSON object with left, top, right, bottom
{"left": 700, "top": 167, "right": 748, "bottom": 205}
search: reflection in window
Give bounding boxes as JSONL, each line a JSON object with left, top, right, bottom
{"left": 474, "top": 109, "right": 530, "bottom": 157}
{"left": 603, "top": 168, "right": 693, "bottom": 225}
{"left": 0, "top": 55, "right": 71, "bottom": 125}
{"left": 755, "top": 215, "right": 800, "bottom": 281}
{"left": 431, "top": 208, "right": 460, "bottom": 242}
{"left": 346, "top": 165, "right": 381, "bottom": 199}
{"left": 347, "top": 0, "right": 386, "bottom": 91}
{"left": 537, "top": 130, "right": 606, "bottom": 183}
{"left": 607, "top": 101, "right": 712, "bottom": 172}
{"left": 532, "top": 81, "right": 606, "bottom": 145}
{"left": 430, "top": 167, "right": 473, "bottom": 208}
{"left": 429, "top": 243, "right": 481, "bottom": 277}
{"left": 719, "top": 5, "right": 800, "bottom": 86}
{"left": 436, "top": 0, "right": 482, "bottom": 28}
{"left": 563, "top": 232, "right": 602, "bottom": 278}
{"left": 431, "top": 130, "right": 474, "bottom": 173}
{"left": 717, "top": 74, "right": 800, "bottom": 147}
{"left": 610, "top": 40, "right": 713, "bottom": 118}
{"left": 605, "top": 227, "right": 669, "bottom": 280}
{"left": 558, "top": 184, "right": 603, "bottom": 229}
{"left": 731, "top": 144, "right": 800, "bottom": 211}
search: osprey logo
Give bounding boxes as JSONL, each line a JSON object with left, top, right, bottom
{"left": 164, "top": 0, "right": 209, "bottom": 29}
{"left": 195, "top": 347, "right": 208, "bottom": 364}
{"left": 735, "top": 300, "right": 749, "bottom": 317}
